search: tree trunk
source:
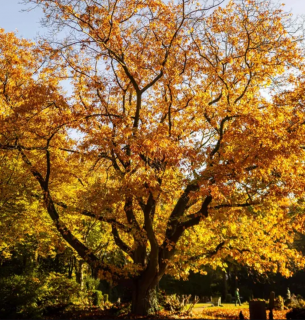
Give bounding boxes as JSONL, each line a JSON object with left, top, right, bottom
{"left": 131, "top": 280, "right": 159, "bottom": 315}
{"left": 223, "top": 271, "right": 228, "bottom": 302}
{"left": 75, "top": 260, "right": 85, "bottom": 289}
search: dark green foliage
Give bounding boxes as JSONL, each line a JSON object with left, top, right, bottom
{"left": 160, "top": 271, "right": 214, "bottom": 296}
{"left": 146, "top": 287, "right": 159, "bottom": 315}
{"left": 160, "top": 269, "right": 228, "bottom": 298}
{"left": 108, "top": 284, "right": 133, "bottom": 303}
{"left": 98, "top": 280, "right": 110, "bottom": 293}
{"left": 92, "top": 290, "right": 103, "bottom": 306}
{"left": 44, "top": 272, "right": 80, "bottom": 305}
{"left": 225, "top": 293, "right": 232, "bottom": 303}
{"left": 0, "top": 272, "right": 80, "bottom": 319}
{"left": 85, "top": 277, "right": 100, "bottom": 290}
{"left": 238, "top": 285, "right": 253, "bottom": 302}
{"left": 0, "top": 274, "right": 43, "bottom": 318}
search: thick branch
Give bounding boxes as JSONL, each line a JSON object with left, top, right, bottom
{"left": 187, "top": 241, "right": 226, "bottom": 262}
{"left": 176, "top": 195, "right": 213, "bottom": 233}
{"left": 143, "top": 193, "right": 159, "bottom": 271}
{"left": 160, "top": 195, "right": 213, "bottom": 270}
{"left": 211, "top": 202, "right": 257, "bottom": 210}
{"left": 210, "top": 116, "right": 236, "bottom": 158}
{"left": 55, "top": 201, "right": 131, "bottom": 233}
{"left": 111, "top": 224, "right": 133, "bottom": 258}
{"left": 45, "top": 149, "right": 51, "bottom": 187}
{"left": 133, "top": 91, "right": 142, "bottom": 129}
{"left": 18, "top": 149, "right": 113, "bottom": 274}
{"left": 124, "top": 197, "right": 146, "bottom": 247}
{"left": 164, "top": 183, "right": 199, "bottom": 240}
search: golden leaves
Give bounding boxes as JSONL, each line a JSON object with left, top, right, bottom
{"left": 2, "top": 0, "right": 305, "bottom": 282}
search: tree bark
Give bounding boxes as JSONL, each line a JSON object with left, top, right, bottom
{"left": 131, "top": 279, "right": 159, "bottom": 315}
{"left": 223, "top": 271, "right": 228, "bottom": 302}
{"left": 75, "top": 260, "right": 85, "bottom": 289}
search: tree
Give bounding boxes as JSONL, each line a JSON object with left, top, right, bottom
{"left": 1, "top": 0, "right": 305, "bottom": 314}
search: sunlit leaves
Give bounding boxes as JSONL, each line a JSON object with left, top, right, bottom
{"left": 1, "top": 0, "right": 305, "bottom": 287}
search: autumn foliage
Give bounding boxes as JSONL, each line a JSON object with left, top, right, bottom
{"left": 1, "top": 0, "right": 305, "bottom": 315}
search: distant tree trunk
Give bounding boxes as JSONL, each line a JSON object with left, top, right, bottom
{"left": 75, "top": 260, "right": 85, "bottom": 289}
{"left": 223, "top": 271, "right": 228, "bottom": 301}
{"left": 234, "top": 266, "right": 238, "bottom": 290}
{"left": 68, "top": 256, "right": 74, "bottom": 279}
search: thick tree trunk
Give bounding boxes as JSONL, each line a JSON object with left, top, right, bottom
{"left": 132, "top": 280, "right": 159, "bottom": 315}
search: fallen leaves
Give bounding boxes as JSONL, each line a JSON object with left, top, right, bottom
{"left": 195, "top": 307, "right": 289, "bottom": 320}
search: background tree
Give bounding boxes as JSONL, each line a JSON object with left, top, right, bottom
{"left": 1, "top": 0, "right": 305, "bottom": 314}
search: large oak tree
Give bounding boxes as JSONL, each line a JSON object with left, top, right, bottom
{"left": 1, "top": 0, "right": 305, "bottom": 314}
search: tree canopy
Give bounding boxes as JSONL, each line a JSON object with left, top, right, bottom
{"left": 1, "top": 0, "right": 305, "bottom": 314}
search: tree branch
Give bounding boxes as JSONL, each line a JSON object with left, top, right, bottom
{"left": 54, "top": 201, "right": 131, "bottom": 233}
{"left": 164, "top": 183, "right": 199, "bottom": 240}
{"left": 17, "top": 148, "right": 116, "bottom": 276}
{"left": 111, "top": 224, "right": 133, "bottom": 258}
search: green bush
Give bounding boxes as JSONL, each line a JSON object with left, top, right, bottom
{"left": 0, "top": 272, "right": 80, "bottom": 319}
{"left": 104, "top": 294, "right": 109, "bottom": 302}
{"left": 43, "top": 272, "right": 80, "bottom": 306}
{"left": 85, "top": 277, "right": 100, "bottom": 290}
{"left": 0, "top": 274, "right": 42, "bottom": 318}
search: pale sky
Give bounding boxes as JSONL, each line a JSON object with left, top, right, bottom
{"left": 0, "top": 0, "right": 304, "bottom": 39}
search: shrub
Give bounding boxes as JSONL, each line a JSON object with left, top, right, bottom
{"left": 104, "top": 294, "right": 109, "bottom": 302}
{"left": 85, "top": 277, "right": 100, "bottom": 290}
{"left": 157, "top": 289, "right": 167, "bottom": 307}
{"left": 285, "top": 296, "right": 305, "bottom": 309}
{"left": 274, "top": 295, "right": 284, "bottom": 311}
{"left": 297, "top": 299, "right": 305, "bottom": 308}
{"left": 164, "top": 294, "right": 183, "bottom": 312}
{"left": 164, "top": 294, "right": 192, "bottom": 312}
{"left": 0, "top": 272, "right": 80, "bottom": 319}
{"left": 0, "top": 274, "right": 43, "bottom": 319}
{"left": 43, "top": 272, "right": 80, "bottom": 306}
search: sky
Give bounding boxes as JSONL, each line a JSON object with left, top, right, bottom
{"left": 0, "top": 0, "right": 305, "bottom": 40}
{"left": 0, "top": 0, "right": 44, "bottom": 39}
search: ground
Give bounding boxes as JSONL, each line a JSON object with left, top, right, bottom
{"left": 193, "top": 303, "right": 288, "bottom": 319}
{"left": 44, "top": 303, "right": 290, "bottom": 319}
